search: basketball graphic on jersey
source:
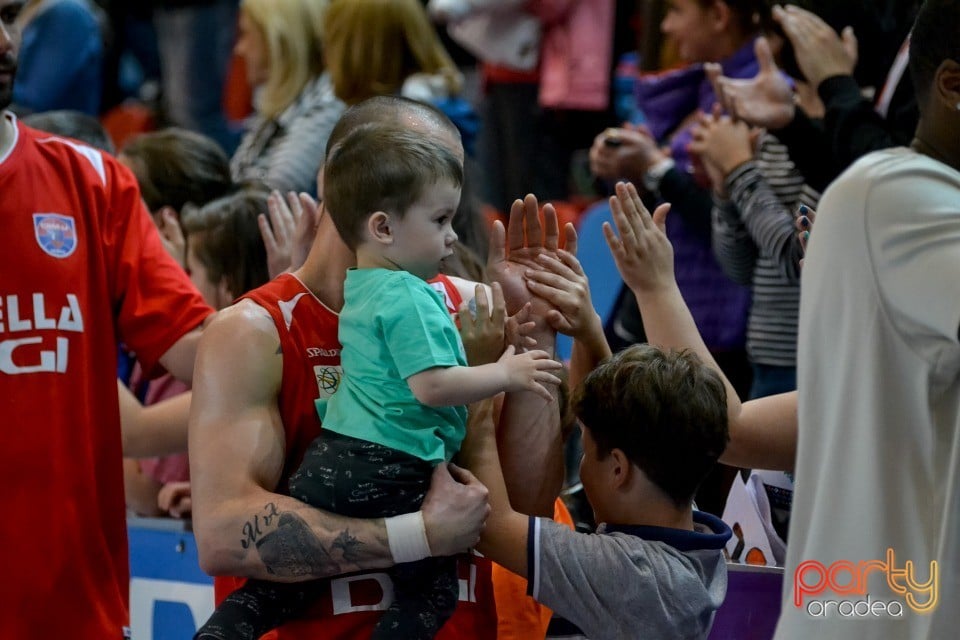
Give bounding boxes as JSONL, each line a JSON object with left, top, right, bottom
{"left": 314, "top": 365, "right": 343, "bottom": 398}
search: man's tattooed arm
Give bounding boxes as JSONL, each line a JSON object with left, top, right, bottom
{"left": 236, "top": 502, "right": 391, "bottom": 580}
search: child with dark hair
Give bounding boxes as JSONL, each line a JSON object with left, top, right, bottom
{"left": 196, "top": 122, "right": 562, "bottom": 640}
{"left": 120, "top": 128, "right": 233, "bottom": 217}
{"left": 460, "top": 341, "right": 733, "bottom": 639}
{"left": 181, "top": 183, "right": 273, "bottom": 309}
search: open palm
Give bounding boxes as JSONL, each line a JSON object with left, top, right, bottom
{"left": 487, "top": 194, "right": 578, "bottom": 326}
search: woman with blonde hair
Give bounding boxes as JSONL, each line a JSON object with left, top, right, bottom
{"left": 323, "top": 0, "right": 463, "bottom": 106}
{"left": 230, "top": 0, "right": 344, "bottom": 196}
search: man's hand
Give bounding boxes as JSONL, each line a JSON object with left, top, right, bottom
{"left": 487, "top": 194, "right": 576, "bottom": 320}
{"left": 421, "top": 463, "right": 490, "bottom": 556}
{"left": 603, "top": 182, "right": 675, "bottom": 298}
{"left": 706, "top": 37, "right": 795, "bottom": 130}
{"left": 589, "top": 127, "right": 668, "bottom": 183}
{"left": 773, "top": 4, "right": 857, "bottom": 89}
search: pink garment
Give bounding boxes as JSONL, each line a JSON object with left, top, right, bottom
{"left": 534, "top": 0, "right": 615, "bottom": 110}
{"left": 130, "top": 368, "right": 191, "bottom": 484}
{"left": 138, "top": 451, "right": 189, "bottom": 484}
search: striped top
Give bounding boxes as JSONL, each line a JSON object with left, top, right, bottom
{"left": 712, "top": 135, "right": 820, "bottom": 367}
{"left": 230, "top": 72, "right": 345, "bottom": 196}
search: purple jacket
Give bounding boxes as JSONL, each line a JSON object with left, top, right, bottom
{"left": 634, "top": 41, "right": 761, "bottom": 350}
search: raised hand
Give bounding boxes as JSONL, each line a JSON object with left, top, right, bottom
{"left": 259, "top": 190, "right": 300, "bottom": 278}
{"left": 260, "top": 190, "right": 322, "bottom": 277}
{"left": 523, "top": 250, "right": 602, "bottom": 342}
{"left": 498, "top": 346, "right": 563, "bottom": 401}
{"left": 773, "top": 4, "right": 857, "bottom": 89}
{"left": 688, "top": 108, "right": 756, "bottom": 195}
{"left": 487, "top": 193, "right": 577, "bottom": 319}
{"left": 603, "top": 182, "right": 674, "bottom": 297}
{"left": 706, "top": 36, "right": 795, "bottom": 130}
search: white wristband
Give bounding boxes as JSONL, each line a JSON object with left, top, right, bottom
{"left": 384, "top": 512, "right": 432, "bottom": 564}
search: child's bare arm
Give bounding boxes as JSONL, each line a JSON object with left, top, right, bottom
{"left": 407, "top": 347, "right": 562, "bottom": 406}
{"left": 605, "top": 181, "right": 797, "bottom": 471}
{"left": 457, "top": 398, "right": 529, "bottom": 577}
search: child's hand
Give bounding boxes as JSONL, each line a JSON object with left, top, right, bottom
{"left": 498, "top": 346, "right": 563, "bottom": 401}
{"left": 459, "top": 283, "right": 507, "bottom": 365}
{"left": 505, "top": 301, "right": 537, "bottom": 352}
{"left": 157, "top": 481, "right": 192, "bottom": 519}
{"left": 688, "top": 107, "right": 755, "bottom": 179}
{"left": 259, "top": 190, "right": 321, "bottom": 277}
{"left": 603, "top": 182, "right": 675, "bottom": 298}
{"left": 524, "top": 250, "right": 603, "bottom": 342}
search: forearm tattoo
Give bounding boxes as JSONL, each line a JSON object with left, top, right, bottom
{"left": 240, "top": 504, "right": 364, "bottom": 578}
{"left": 332, "top": 529, "right": 362, "bottom": 563}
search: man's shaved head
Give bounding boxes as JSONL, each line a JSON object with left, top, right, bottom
{"left": 325, "top": 95, "right": 463, "bottom": 161}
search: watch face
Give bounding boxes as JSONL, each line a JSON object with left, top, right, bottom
{"left": 643, "top": 159, "right": 674, "bottom": 192}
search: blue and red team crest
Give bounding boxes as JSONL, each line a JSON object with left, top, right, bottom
{"left": 33, "top": 213, "right": 77, "bottom": 258}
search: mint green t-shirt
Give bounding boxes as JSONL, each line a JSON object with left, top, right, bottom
{"left": 317, "top": 268, "right": 467, "bottom": 463}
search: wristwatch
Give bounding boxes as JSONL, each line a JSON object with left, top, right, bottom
{"left": 642, "top": 158, "right": 676, "bottom": 194}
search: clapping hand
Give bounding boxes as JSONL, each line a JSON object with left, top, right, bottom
{"left": 706, "top": 37, "right": 796, "bottom": 130}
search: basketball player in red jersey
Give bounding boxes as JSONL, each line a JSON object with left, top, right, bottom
{"left": 189, "top": 96, "right": 573, "bottom": 639}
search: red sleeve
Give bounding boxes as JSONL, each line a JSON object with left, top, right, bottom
{"left": 101, "top": 155, "right": 213, "bottom": 375}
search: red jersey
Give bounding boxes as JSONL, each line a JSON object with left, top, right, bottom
{"left": 0, "top": 116, "right": 213, "bottom": 639}
{"left": 218, "top": 272, "right": 497, "bottom": 639}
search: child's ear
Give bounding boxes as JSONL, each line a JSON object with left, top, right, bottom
{"left": 707, "top": 0, "right": 730, "bottom": 33}
{"left": 609, "top": 448, "right": 633, "bottom": 490}
{"left": 367, "top": 211, "right": 392, "bottom": 245}
{"left": 216, "top": 278, "right": 234, "bottom": 310}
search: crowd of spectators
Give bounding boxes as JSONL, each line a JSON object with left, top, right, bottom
{"left": 4, "top": 1, "right": 958, "bottom": 639}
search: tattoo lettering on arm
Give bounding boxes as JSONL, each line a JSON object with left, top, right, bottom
{"left": 256, "top": 512, "right": 341, "bottom": 578}
{"left": 240, "top": 502, "right": 281, "bottom": 549}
